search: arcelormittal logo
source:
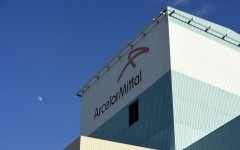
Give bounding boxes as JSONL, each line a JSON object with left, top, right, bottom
{"left": 117, "top": 47, "right": 149, "bottom": 82}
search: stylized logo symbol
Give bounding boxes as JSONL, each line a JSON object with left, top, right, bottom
{"left": 117, "top": 47, "right": 149, "bottom": 82}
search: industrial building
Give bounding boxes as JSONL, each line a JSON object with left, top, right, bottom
{"left": 65, "top": 6, "right": 240, "bottom": 150}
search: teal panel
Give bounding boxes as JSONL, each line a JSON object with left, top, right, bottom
{"left": 186, "top": 115, "right": 240, "bottom": 150}
{"left": 141, "top": 125, "right": 175, "bottom": 150}
{"left": 90, "top": 71, "right": 175, "bottom": 150}
{"left": 114, "top": 95, "right": 174, "bottom": 147}
{"left": 89, "top": 105, "right": 129, "bottom": 141}
{"left": 171, "top": 71, "right": 240, "bottom": 149}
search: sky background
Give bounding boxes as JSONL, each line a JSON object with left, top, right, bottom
{"left": 0, "top": 0, "right": 239, "bottom": 149}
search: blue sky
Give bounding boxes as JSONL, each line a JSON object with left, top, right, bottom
{"left": 0, "top": 0, "right": 239, "bottom": 149}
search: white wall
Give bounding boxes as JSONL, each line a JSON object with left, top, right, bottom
{"left": 80, "top": 136, "right": 155, "bottom": 150}
{"left": 169, "top": 21, "right": 240, "bottom": 97}
{"left": 169, "top": 19, "right": 240, "bottom": 149}
{"left": 81, "top": 16, "right": 171, "bottom": 136}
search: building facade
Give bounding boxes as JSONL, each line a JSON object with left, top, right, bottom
{"left": 66, "top": 6, "right": 240, "bottom": 150}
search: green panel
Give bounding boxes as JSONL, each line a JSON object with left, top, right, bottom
{"left": 171, "top": 71, "right": 240, "bottom": 149}
{"left": 90, "top": 71, "right": 175, "bottom": 150}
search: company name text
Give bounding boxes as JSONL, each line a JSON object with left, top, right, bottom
{"left": 94, "top": 70, "right": 142, "bottom": 120}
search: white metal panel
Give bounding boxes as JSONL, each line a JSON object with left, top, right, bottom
{"left": 81, "top": 18, "right": 171, "bottom": 136}
{"left": 169, "top": 20, "right": 240, "bottom": 150}
{"left": 169, "top": 21, "right": 240, "bottom": 97}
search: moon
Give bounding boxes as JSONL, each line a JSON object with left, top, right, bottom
{"left": 37, "top": 96, "right": 43, "bottom": 102}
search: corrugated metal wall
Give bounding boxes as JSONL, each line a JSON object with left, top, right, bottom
{"left": 90, "top": 71, "right": 175, "bottom": 150}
